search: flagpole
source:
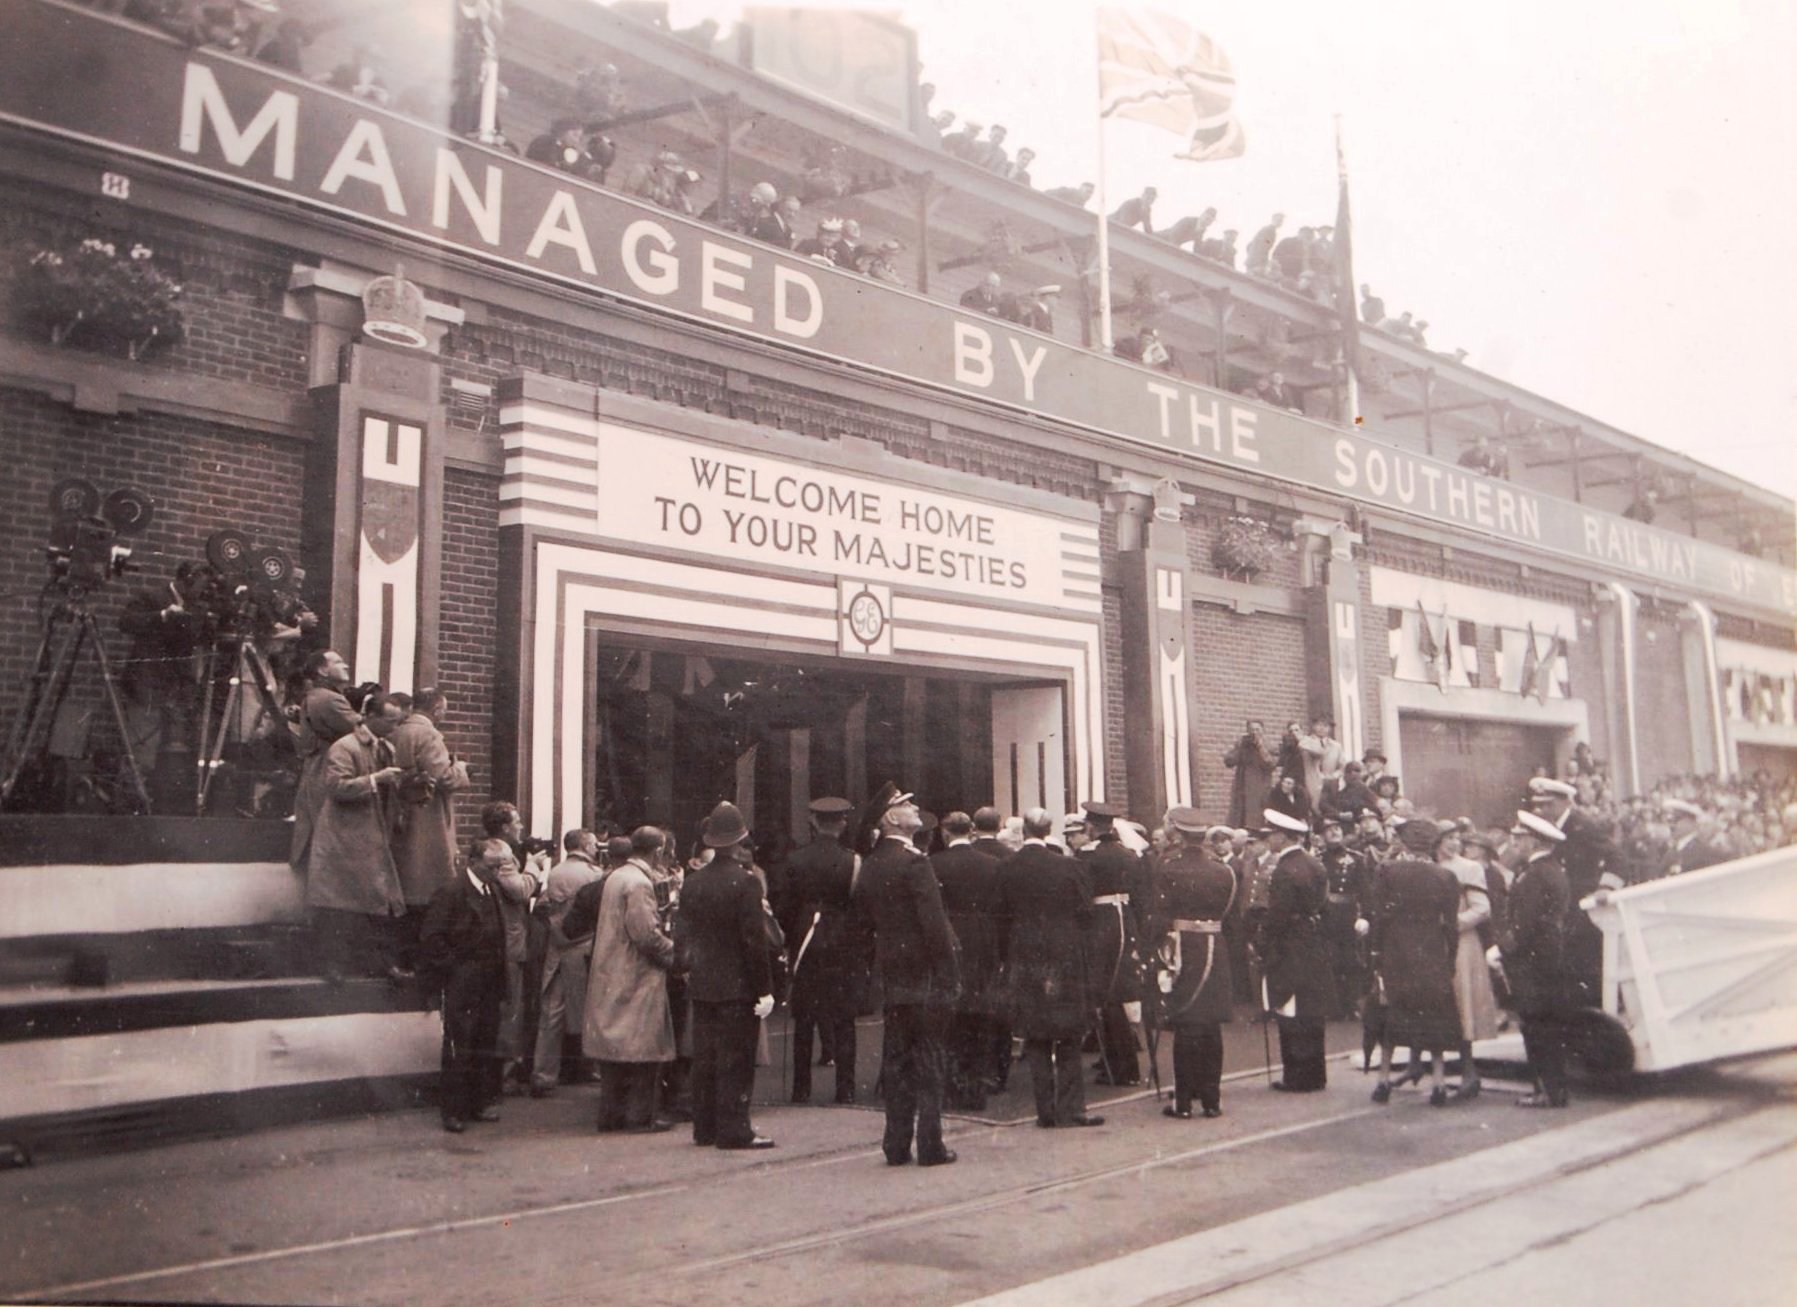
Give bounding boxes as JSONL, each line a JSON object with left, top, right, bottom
{"left": 1094, "top": 16, "right": 1114, "bottom": 352}
{"left": 1334, "top": 114, "right": 1359, "bottom": 422}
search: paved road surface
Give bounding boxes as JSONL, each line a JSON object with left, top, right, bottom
{"left": 5, "top": 1022, "right": 1791, "bottom": 1305}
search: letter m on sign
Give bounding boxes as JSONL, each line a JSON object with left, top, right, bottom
{"left": 179, "top": 63, "right": 298, "bottom": 180}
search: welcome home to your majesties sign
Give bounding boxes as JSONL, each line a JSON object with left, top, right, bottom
{"left": 5, "top": 0, "right": 1792, "bottom": 619}
{"left": 590, "top": 424, "right": 1100, "bottom": 615}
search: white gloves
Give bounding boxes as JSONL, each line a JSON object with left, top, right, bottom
{"left": 1354, "top": 917, "right": 1370, "bottom": 937}
{"left": 753, "top": 994, "right": 774, "bottom": 1020}
{"left": 1485, "top": 945, "right": 1503, "bottom": 968}
{"left": 1598, "top": 872, "right": 1625, "bottom": 892}
{"left": 1157, "top": 970, "right": 1175, "bottom": 994}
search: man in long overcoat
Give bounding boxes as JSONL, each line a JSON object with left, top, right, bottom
{"left": 419, "top": 837, "right": 509, "bottom": 1132}
{"left": 288, "top": 648, "right": 357, "bottom": 874}
{"left": 997, "top": 808, "right": 1104, "bottom": 1129}
{"left": 303, "top": 692, "right": 406, "bottom": 980}
{"left": 583, "top": 825, "right": 676, "bottom": 1132}
{"left": 1366, "top": 817, "right": 1462, "bottom": 1106}
{"left": 1078, "top": 800, "right": 1146, "bottom": 1086}
{"left": 931, "top": 811, "right": 1003, "bottom": 1110}
{"left": 853, "top": 786, "right": 962, "bottom": 1167}
{"left": 1223, "top": 721, "right": 1275, "bottom": 830}
{"left": 968, "top": 806, "right": 1016, "bottom": 1092}
{"left": 1498, "top": 811, "right": 1574, "bottom": 1107}
{"left": 781, "top": 797, "right": 866, "bottom": 1105}
{"left": 385, "top": 687, "right": 469, "bottom": 970}
{"left": 677, "top": 802, "right": 777, "bottom": 1150}
{"left": 1259, "top": 808, "right": 1337, "bottom": 1091}
{"left": 1149, "top": 808, "right": 1239, "bottom": 1118}
{"left": 529, "top": 828, "right": 603, "bottom": 1095}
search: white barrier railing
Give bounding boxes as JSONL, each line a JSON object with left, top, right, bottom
{"left": 1584, "top": 844, "right": 1797, "bottom": 1072}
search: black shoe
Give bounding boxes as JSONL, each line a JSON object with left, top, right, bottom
{"left": 528, "top": 1083, "right": 555, "bottom": 1099}
{"left": 886, "top": 1153, "right": 911, "bottom": 1166}
{"left": 441, "top": 1117, "right": 467, "bottom": 1134}
{"left": 1068, "top": 1114, "right": 1105, "bottom": 1127}
{"left": 471, "top": 1105, "right": 501, "bottom": 1122}
{"left": 1202, "top": 1106, "right": 1223, "bottom": 1119}
{"left": 791, "top": 1091, "right": 811, "bottom": 1105}
{"left": 834, "top": 1092, "right": 857, "bottom": 1106}
{"left": 1371, "top": 1081, "right": 1392, "bottom": 1104}
{"left": 693, "top": 1135, "right": 716, "bottom": 1147}
{"left": 918, "top": 1149, "right": 957, "bottom": 1167}
{"left": 718, "top": 1135, "right": 776, "bottom": 1150}
{"left": 1163, "top": 1105, "right": 1192, "bottom": 1119}
{"left": 1516, "top": 1092, "right": 1569, "bottom": 1109}
{"left": 624, "top": 1119, "right": 674, "bottom": 1134}
{"left": 1429, "top": 1087, "right": 1450, "bottom": 1107}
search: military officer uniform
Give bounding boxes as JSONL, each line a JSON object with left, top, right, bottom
{"left": 781, "top": 797, "right": 867, "bottom": 1104}
{"left": 1498, "top": 811, "right": 1574, "bottom": 1107}
{"left": 1150, "top": 809, "right": 1239, "bottom": 1117}
{"left": 1656, "top": 799, "right": 1725, "bottom": 880}
{"left": 1529, "top": 777, "right": 1619, "bottom": 1007}
{"left": 1078, "top": 801, "right": 1146, "bottom": 1087}
{"left": 1318, "top": 823, "right": 1371, "bottom": 1018}
{"left": 1260, "top": 809, "right": 1337, "bottom": 1091}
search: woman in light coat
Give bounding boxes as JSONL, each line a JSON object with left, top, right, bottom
{"left": 1438, "top": 830, "right": 1501, "bottom": 1098}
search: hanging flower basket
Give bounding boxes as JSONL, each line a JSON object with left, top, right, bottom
{"left": 1212, "top": 515, "right": 1280, "bottom": 580}
{"left": 12, "top": 237, "right": 185, "bottom": 360}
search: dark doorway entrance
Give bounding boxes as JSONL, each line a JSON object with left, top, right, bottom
{"left": 590, "top": 640, "right": 1061, "bottom": 856}
{"left": 1398, "top": 715, "right": 1561, "bottom": 828}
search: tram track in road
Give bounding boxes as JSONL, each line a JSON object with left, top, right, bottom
{"left": 15, "top": 1056, "right": 1351, "bottom": 1304}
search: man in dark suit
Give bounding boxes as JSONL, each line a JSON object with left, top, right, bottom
{"left": 782, "top": 796, "right": 865, "bottom": 1105}
{"left": 968, "top": 805, "right": 1015, "bottom": 1091}
{"left": 1260, "top": 808, "right": 1336, "bottom": 1091}
{"left": 1528, "top": 777, "right": 1620, "bottom": 1006}
{"left": 853, "top": 787, "right": 962, "bottom": 1167}
{"left": 1149, "top": 808, "right": 1239, "bottom": 1118}
{"left": 675, "top": 802, "right": 776, "bottom": 1150}
{"left": 997, "top": 808, "right": 1105, "bottom": 1129}
{"left": 931, "top": 811, "right": 1002, "bottom": 1110}
{"left": 1497, "top": 811, "right": 1573, "bottom": 1108}
{"left": 418, "top": 838, "right": 510, "bottom": 1133}
{"left": 1078, "top": 800, "right": 1146, "bottom": 1087}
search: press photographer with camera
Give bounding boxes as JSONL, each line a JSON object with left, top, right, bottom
{"left": 288, "top": 649, "right": 359, "bottom": 876}
{"left": 480, "top": 800, "right": 550, "bottom": 1090}
{"left": 303, "top": 691, "right": 409, "bottom": 983}
{"left": 387, "top": 688, "right": 471, "bottom": 973}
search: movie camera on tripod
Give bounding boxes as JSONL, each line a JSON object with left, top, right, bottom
{"left": 0, "top": 481, "right": 157, "bottom": 813}
{"left": 44, "top": 477, "right": 154, "bottom": 593}
{"left": 183, "top": 529, "right": 306, "bottom": 642}
{"left": 185, "top": 530, "right": 312, "bottom": 815}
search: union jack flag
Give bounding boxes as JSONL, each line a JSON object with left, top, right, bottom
{"left": 1097, "top": 8, "right": 1246, "bottom": 161}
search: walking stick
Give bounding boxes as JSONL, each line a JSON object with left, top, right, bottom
{"left": 1260, "top": 974, "right": 1274, "bottom": 1086}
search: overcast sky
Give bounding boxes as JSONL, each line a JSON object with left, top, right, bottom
{"left": 672, "top": 1, "right": 1797, "bottom": 507}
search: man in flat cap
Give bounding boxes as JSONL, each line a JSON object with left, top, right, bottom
{"left": 1259, "top": 808, "right": 1336, "bottom": 1091}
{"left": 1148, "top": 808, "right": 1239, "bottom": 1118}
{"left": 1495, "top": 811, "right": 1573, "bottom": 1107}
{"left": 781, "top": 797, "right": 866, "bottom": 1105}
{"left": 1079, "top": 800, "right": 1147, "bottom": 1087}
{"left": 1657, "top": 799, "right": 1724, "bottom": 879}
{"left": 853, "top": 786, "right": 962, "bottom": 1166}
{"left": 676, "top": 802, "right": 777, "bottom": 1149}
{"left": 997, "top": 808, "right": 1105, "bottom": 1128}
{"left": 1528, "top": 775, "right": 1619, "bottom": 1006}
